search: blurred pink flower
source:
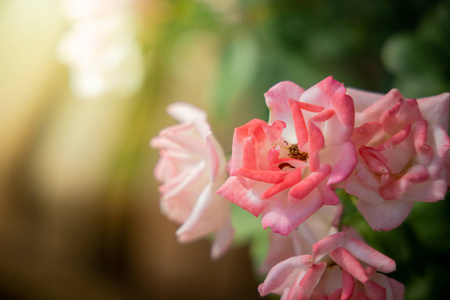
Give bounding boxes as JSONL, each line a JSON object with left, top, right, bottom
{"left": 217, "top": 77, "right": 357, "bottom": 235}
{"left": 151, "top": 103, "right": 234, "bottom": 259}
{"left": 344, "top": 88, "right": 450, "bottom": 231}
{"left": 59, "top": 0, "right": 144, "bottom": 98}
{"left": 258, "top": 230, "right": 403, "bottom": 300}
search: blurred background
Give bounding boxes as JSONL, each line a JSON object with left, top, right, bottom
{"left": 0, "top": 0, "right": 449, "bottom": 299}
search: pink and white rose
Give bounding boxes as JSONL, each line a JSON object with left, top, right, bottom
{"left": 258, "top": 230, "right": 404, "bottom": 300}
{"left": 58, "top": 0, "right": 144, "bottom": 98}
{"left": 150, "top": 102, "right": 234, "bottom": 259}
{"left": 217, "top": 77, "right": 357, "bottom": 235}
{"left": 344, "top": 88, "right": 450, "bottom": 231}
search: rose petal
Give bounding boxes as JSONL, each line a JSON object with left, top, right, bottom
{"left": 412, "top": 120, "right": 432, "bottom": 165}
{"left": 341, "top": 268, "right": 355, "bottom": 300}
{"left": 379, "top": 165, "right": 429, "bottom": 200}
{"left": 258, "top": 255, "right": 313, "bottom": 296}
{"left": 363, "top": 279, "right": 386, "bottom": 300}
{"left": 176, "top": 184, "right": 220, "bottom": 242}
{"left": 308, "top": 120, "right": 325, "bottom": 172}
{"left": 319, "top": 183, "right": 340, "bottom": 205}
{"left": 265, "top": 81, "right": 305, "bottom": 142}
{"left": 379, "top": 98, "right": 421, "bottom": 136}
{"left": 346, "top": 87, "right": 383, "bottom": 114}
{"left": 262, "top": 167, "right": 304, "bottom": 199}
{"left": 387, "top": 278, "right": 405, "bottom": 300}
{"left": 330, "top": 247, "right": 369, "bottom": 283}
{"left": 312, "top": 232, "right": 346, "bottom": 262}
{"left": 402, "top": 177, "right": 447, "bottom": 202}
{"left": 167, "top": 102, "right": 207, "bottom": 123}
{"left": 262, "top": 188, "right": 324, "bottom": 235}
{"left": 417, "top": 92, "right": 449, "bottom": 129}
{"left": 324, "top": 141, "right": 358, "bottom": 186}
{"left": 230, "top": 119, "right": 285, "bottom": 174}
{"left": 359, "top": 147, "right": 389, "bottom": 175}
{"left": 205, "top": 132, "right": 226, "bottom": 182}
{"left": 289, "top": 163, "right": 331, "bottom": 201}
{"left": 162, "top": 160, "right": 207, "bottom": 198}
{"left": 373, "top": 125, "right": 411, "bottom": 152}
{"left": 289, "top": 98, "right": 309, "bottom": 147}
{"left": 237, "top": 169, "right": 290, "bottom": 183}
{"left": 344, "top": 238, "right": 396, "bottom": 273}
{"left": 426, "top": 124, "right": 450, "bottom": 179}
{"left": 217, "top": 176, "right": 269, "bottom": 216}
{"left": 297, "top": 262, "right": 327, "bottom": 299}
{"left": 352, "top": 121, "right": 382, "bottom": 148}
{"left": 356, "top": 199, "right": 413, "bottom": 231}
{"left": 354, "top": 89, "right": 403, "bottom": 126}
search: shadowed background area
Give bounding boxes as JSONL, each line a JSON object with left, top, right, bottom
{"left": 0, "top": 0, "right": 449, "bottom": 299}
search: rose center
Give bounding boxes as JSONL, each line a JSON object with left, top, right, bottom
{"left": 288, "top": 144, "right": 308, "bottom": 161}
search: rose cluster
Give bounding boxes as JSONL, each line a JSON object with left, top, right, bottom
{"left": 151, "top": 77, "right": 449, "bottom": 299}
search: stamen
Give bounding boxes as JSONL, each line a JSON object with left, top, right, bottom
{"left": 288, "top": 144, "right": 309, "bottom": 161}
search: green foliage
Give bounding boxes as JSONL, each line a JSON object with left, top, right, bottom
{"left": 214, "top": 33, "right": 260, "bottom": 118}
{"left": 230, "top": 204, "right": 269, "bottom": 271}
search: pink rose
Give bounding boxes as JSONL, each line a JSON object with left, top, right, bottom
{"left": 344, "top": 88, "right": 450, "bottom": 231}
{"left": 217, "top": 77, "right": 357, "bottom": 235}
{"left": 258, "top": 230, "right": 404, "bottom": 300}
{"left": 259, "top": 205, "right": 342, "bottom": 274}
{"left": 151, "top": 102, "right": 234, "bottom": 259}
